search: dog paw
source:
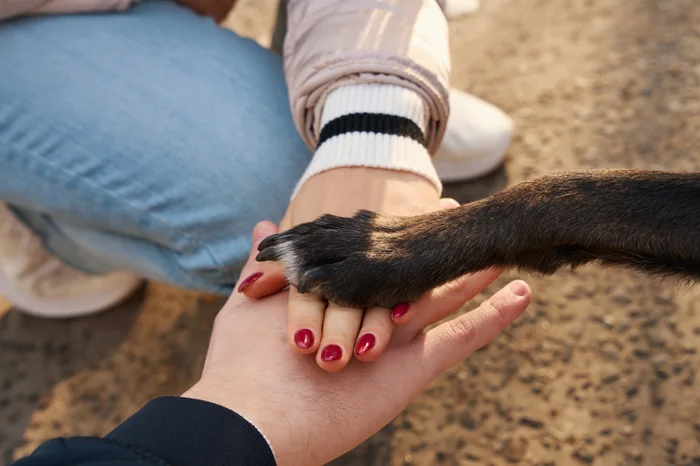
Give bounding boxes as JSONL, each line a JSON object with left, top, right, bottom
{"left": 255, "top": 210, "right": 433, "bottom": 308}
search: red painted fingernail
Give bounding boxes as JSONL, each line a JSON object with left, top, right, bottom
{"left": 237, "top": 272, "right": 263, "bottom": 293}
{"left": 355, "top": 334, "right": 376, "bottom": 356}
{"left": 294, "top": 329, "right": 314, "bottom": 349}
{"left": 392, "top": 303, "right": 410, "bottom": 320}
{"left": 321, "top": 344, "right": 343, "bottom": 362}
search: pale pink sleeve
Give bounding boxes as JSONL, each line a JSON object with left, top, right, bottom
{"left": 1, "top": 0, "right": 135, "bottom": 21}
{"left": 283, "top": 0, "right": 451, "bottom": 200}
{"left": 283, "top": 0, "right": 451, "bottom": 155}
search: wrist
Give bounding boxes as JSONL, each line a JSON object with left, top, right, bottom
{"left": 293, "top": 166, "right": 441, "bottom": 218}
{"left": 182, "top": 381, "right": 284, "bottom": 464}
{"left": 292, "top": 84, "right": 443, "bottom": 200}
{"left": 107, "top": 395, "right": 276, "bottom": 466}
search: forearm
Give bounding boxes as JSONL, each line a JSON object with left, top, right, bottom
{"left": 400, "top": 169, "right": 700, "bottom": 290}
{"left": 12, "top": 397, "right": 276, "bottom": 466}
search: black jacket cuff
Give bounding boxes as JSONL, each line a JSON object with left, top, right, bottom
{"left": 106, "top": 396, "right": 276, "bottom": 466}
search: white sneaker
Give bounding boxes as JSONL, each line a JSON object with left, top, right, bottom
{"left": 0, "top": 204, "right": 142, "bottom": 318}
{"left": 443, "top": 0, "right": 480, "bottom": 19}
{"left": 434, "top": 88, "right": 514, "bottom": 183}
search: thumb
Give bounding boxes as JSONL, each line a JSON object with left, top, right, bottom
{"left": 397, "top": 268, "right": 503, "bottom": 337}
{"left": 439, "top": 198, "right": 460, "bottom": 210}
{"left": 239, "top": 209, "right": 298, "bottom": 298}
{"left": 422, "top": 280, "right": 531, "bottom": 375}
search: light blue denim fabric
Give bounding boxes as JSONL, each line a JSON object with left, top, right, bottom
{"left": 0, "top": 0, "right": 310, "bottom": 294}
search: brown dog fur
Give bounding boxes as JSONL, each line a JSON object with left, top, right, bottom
{"left": 256, "top": 169, "right": 700, "bottom": 308}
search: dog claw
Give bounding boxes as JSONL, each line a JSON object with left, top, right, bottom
{"left": 255, "top": 247, "right": 279, "bottom": 262}
{"left": 258, "top": 233, "right": 285, "bottom": 252}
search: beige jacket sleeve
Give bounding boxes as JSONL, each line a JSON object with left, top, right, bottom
{"left": 0, "top": 0, "right": 133, "bottom": 21}
{"left": 283, "top": 0, "right": 451, "bottom": 156}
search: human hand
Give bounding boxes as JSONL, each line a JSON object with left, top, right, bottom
{"left": 183, "top": 220, "right": 531, "bottom": 466}
{"left": 239, "top": 167, "right": 498, "bottom": 372}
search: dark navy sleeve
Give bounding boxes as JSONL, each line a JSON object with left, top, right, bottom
{"left": 12, "top": 396, "right": 276, "bottom": 466}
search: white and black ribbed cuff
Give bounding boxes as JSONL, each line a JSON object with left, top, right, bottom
{"left": 291, "top": 84, "right": 443, "bottom": 199}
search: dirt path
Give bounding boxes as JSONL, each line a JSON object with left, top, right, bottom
{"left": 2, "top": 1, "right": 700, "bottom": 465}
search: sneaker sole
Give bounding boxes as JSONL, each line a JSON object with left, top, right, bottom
{"left": 0, "top": 270, "right": 143, "bottom": 319}
{"left": 434, "top": 142, "right": 510, "bottom": 183}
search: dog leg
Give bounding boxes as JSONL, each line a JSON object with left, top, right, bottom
{"left": 257, "top": 169, "right": 700, "bottom": 309}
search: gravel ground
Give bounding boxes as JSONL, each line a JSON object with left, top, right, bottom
{"left": 2, "top": 0, "right": 700, "bottom": 465}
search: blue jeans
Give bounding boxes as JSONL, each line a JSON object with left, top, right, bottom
{"left": 0, "top": 0, "right": 311, "bottom": 294}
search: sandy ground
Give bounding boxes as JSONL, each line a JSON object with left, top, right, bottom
{"left": 3, "top": 0, "right": 700, "bottom": 464}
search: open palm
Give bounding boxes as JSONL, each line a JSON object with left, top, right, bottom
{"left": 184, "top": 221, "right": 531, "bottom": 466}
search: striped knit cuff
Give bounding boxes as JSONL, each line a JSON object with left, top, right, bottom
{"left": 291, "top": 84, "right": 443, "bottom": 199}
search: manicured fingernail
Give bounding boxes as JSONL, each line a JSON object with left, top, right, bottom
{"left": 237, "top": 272, "right": 263, "bottom": 293}
{"left": 391, "top": 303, "right": 410, "bottom": 320}
{"left": 321, "top": 344, "right": 343, "bottom": 362}
{"left": 509, "top": 280, "right": 528, "bottom": 296}
{"left": 355, "top": 334, "right": 376, "bottom": 356}
{"left": 294, "top": 329, "right": 314, "bottom": 349}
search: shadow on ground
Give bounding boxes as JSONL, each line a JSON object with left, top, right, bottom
{"left": 0, "top": 286, "right": 221, "bottom": 464}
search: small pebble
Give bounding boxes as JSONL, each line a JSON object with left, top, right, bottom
{"left": 602, "top": 315, "right": 616, "bottom": 328}
{"left": 572, "top": 449, "right": 595, "bottom": 464}
{"left": 518, "top": 417, "right": 544, "bottom": 429}
{"left": 600, "top": 370, "right": 620, "bottom": 385}
{"left": 459, "top": 410, "right": 478, "bottom": 430}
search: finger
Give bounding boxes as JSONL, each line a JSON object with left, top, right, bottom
{"left": 389, "top": 302, "right": 415, "bottom": 325}
{"left": 238, "top": 211, "right": 294, "bottom": 297}
{"left": 422, "top": 280, "right": 531, "bottom": 374}
{"left": 354, "top": 307, "right": 395, "bottom": 362}
{"left": 238, "top": 262, "right": 288, "bottom": 298}
{"left": 316, "top": 303, "right": 364, "bottom": 372}
{"left": 234, "top": 221, "right": 279, "bottom": 291}
{"left": 238, "top": 221, "right": 289, "bottom": 298}
{"left": 287, "top": 288, "right": 325, "bottom": 354}
{"left": 394, "top": 268, "right": 503, "bottom": 341}
{"left": 242, "top": 205, "right": 300, "bottom": 297}
{"left": 439, "top": 198, "right": 460, "bottom": 210}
